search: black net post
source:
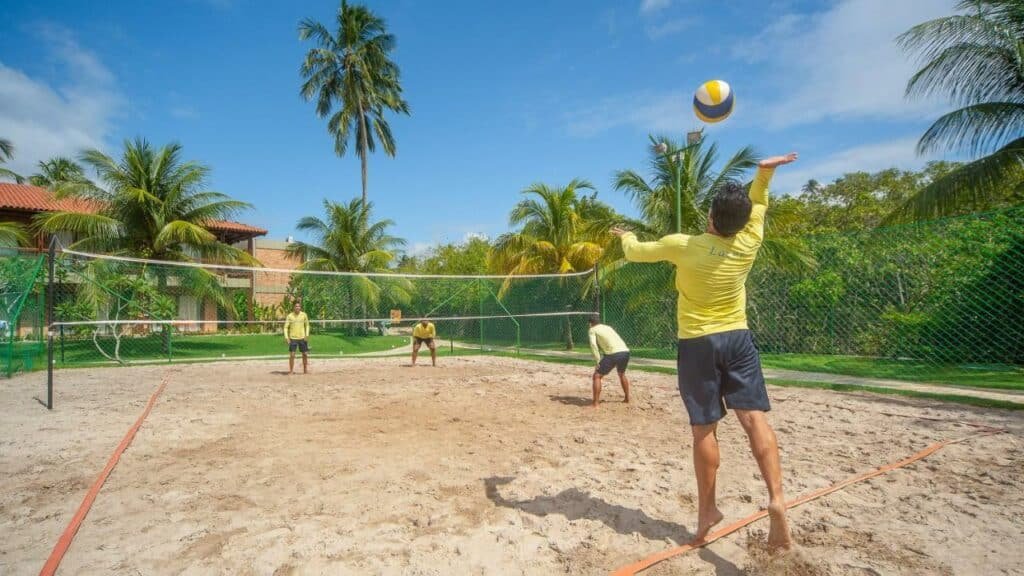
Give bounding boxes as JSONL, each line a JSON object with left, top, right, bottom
{"left": 46, "top": 236, "right": 55, "bottom": 410}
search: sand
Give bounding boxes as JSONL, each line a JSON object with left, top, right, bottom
{"left": 1, "top": 356, "right": 1022, "bottom": 575}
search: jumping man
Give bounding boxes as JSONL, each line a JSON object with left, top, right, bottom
{"left": 284, "top": 301, "right": 310, "bottom": 375}
{"left": 587, "top": 315, "right": 631, "bottom": 408}
{"left": 411, "top": 319, "right": 437, "bottom": 367}
{"left": 613, "top": 152, "right": 799, "bottom": 551}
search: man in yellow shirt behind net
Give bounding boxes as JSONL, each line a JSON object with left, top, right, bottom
{"left": 411, "top": 319, "right": 437, "bottom": 367}
{"left": 587, "top": 315, "right": 631, "bottom": 408}
{"left": 283, "top": 301, "right": 310, "bottom": 375}
{"left": 612, "top": 152, "right": 798, "bottom": 552}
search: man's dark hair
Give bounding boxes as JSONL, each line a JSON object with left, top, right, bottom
{"left": 589, "top": 314, "right": 601, "bottom": 325}
{"left": 710, "top": 180, "right": 752, "bottom": 236}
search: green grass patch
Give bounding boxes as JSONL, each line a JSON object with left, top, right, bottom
{"left": 51, "top": 331, "right": 408, "bottom": 366}
{"left": 767, "top": 378, "right": 1024, "bottom": 411}
{"left": 760, "top": 353, "right": 1024, "bottom": 391}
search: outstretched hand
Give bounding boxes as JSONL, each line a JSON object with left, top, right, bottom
{"left": 759, "top": 152, "right": 798, "bottom": 169}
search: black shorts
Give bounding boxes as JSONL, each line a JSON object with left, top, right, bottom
{"left": 596, "top": 351, "right": 630, "bottom": 376}
{"left": 677, "top": 329, "right": 769, "bottom": 425}
{"left": 414, "top": 337, "right": 435, "bottom": 347}
{"left": 288, "top": 339, "right": 308, "bottom": 353}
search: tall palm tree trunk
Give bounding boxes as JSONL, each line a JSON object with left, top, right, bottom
{"left": 359, "top": 107, "right": 369, "bottom": 203}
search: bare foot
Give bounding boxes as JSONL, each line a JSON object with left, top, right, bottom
{"left": 766, "top": 502, "right": 793, "bottom": 551}
{"left": 588, "top": 403, "right": 599, "bottom": 410}
{"left": 694, "top": 508, "right": 724, "bottom": 541}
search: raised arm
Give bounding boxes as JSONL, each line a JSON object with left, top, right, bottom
{"left": 741, "top": 153, "right": 798, "bottom": 242}
{"left": 612, "top": 228, "right": 691, "bottom": 264}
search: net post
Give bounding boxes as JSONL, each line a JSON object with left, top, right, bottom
{"left": 46, "top": 236, "right": 55, "bottom": 410}
{"left": 478, "top": 280, "right": 484, "bottom": 352}
{"left": 593, "top": 264, "right": 602, "bottom": 322}
{"left": 167, "top": 324, "right": 173, "bottom": 363}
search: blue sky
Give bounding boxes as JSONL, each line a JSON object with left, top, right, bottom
{"left": 0, "top": 0, "right": 956, "bottom": 254}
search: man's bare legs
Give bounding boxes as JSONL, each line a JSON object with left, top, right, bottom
{"left": 288, "top": 351, "right": 295, "bottom": 375}
{"left": 735, "top": 409, "right": 793, "bottom": 551}
{"left": 301, "top": 352, "right": 308, "bottom": 374}
{"left": 591, "top": 372, "right": 602, "bottom": 408}
{"left": 428, "top": 343, "right": 437, "bottom": 366}
{"left": 411, "top": 342, "right": 420, "bottom": 366}
{"left": 618, "top": 370, "right": 631, "bottom": 403}
{"left": 692, "top": 423, "right": 724, "bottom": 541}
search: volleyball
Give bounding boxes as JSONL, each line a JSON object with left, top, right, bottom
{"left": 693, "top": 80, "right": 734, "bottom": 123}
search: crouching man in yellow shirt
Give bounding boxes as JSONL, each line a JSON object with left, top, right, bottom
{"left": 587, "top": 315, "right": 631, "bottom": 408}
{"left": 411, "top": 319, "right": 437, "bottom": 367}
{"left": 612, "top": 152, "right": 798, "bottom": 552}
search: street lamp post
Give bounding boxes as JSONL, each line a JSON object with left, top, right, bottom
{"left": 653, "top": 129, "right": 704, "bottom": 234}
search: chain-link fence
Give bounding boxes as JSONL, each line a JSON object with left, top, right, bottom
{"left": 44, "top": 249, "right": 598, "bottom": 366}
{"left": 603, "top": 205, "right": 1024, "bottom": 381}
{"left": 8, "top": 206, "right": 1022, "bottom": 384}
{"left": 0, "top": 249, "right": 45, "bottom": 376}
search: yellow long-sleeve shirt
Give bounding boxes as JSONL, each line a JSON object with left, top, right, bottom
{"left": 412, "top": 322, "right": 436, "bottom": 339}
{"left": 621, "top": 166, "right": 774, "bottom": 339}
{"left": 284, "top": 311, "right": 310, "bottom": 340}
{"left": 588, "top": 324, "right": 629, "bottom": 363}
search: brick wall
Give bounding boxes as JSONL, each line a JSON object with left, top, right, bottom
{"left": 253, "top": 239, "right": 302, "bottom": 308}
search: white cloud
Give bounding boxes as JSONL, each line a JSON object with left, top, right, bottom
{"left": 646, "top": 17, "right": 695, "bottom": 39}
{"left": 733, "top": 0, "right": 955, "bottom": 129}
{"left": 0, "top": 26, "right": 122, "bottom": 176}
{"left": 566, "top": 90, "right": 687, "bottom": 137}
{"left": 406, "top": 242, "right": 433, "bottom": 258}
{"left": 463, "top": 232, "right": 488, "bottom": 242}
{"left": 640, "top": 0, "right": 672, "bottom": 14}
{"left": 771, "top": 136, "right": 928, "bottom": 195}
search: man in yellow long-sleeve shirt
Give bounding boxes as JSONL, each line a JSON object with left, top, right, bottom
{"left": 587, "top": 315, "right": 631, "bottom": 408}
{"left": 612, "top": 152, "right": 798, "bottom": 551}
{"left": 283, "top": 301, "right": 310, "bottom": 375}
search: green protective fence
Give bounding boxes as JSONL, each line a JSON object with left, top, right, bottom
{"left": 0, "top": 249, "right": 45, "bottom": 376}
{"left": 602, "top": 205, "right": 1024, "bottom": 385}
{"left": 41, "top": 205, "right": 1024, "bottom": 387}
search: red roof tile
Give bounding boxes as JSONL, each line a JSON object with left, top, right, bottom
{"left": 0, "top": 183, "right": 102, "bottom": 213}
{"left": 0, "top": 183, "right": 267, "bottom": 237}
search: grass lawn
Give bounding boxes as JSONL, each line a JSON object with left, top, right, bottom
{"left": 759, "top": 353, "right": 1024, "bottom": 391}
{"left": 52, "top": 331, "right": 409, "bottom": 365}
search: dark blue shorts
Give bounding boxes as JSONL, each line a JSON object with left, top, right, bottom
{"left": 288, "top": 339, "right": 309, "bottom": 353}
{"left": 677, "top": 329, "right": 769, "bottom": 425}
{"left": 596, "top": 351, "right": 630, "bottom": 376}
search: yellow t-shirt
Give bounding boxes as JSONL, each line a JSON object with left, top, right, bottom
{"left": 284, "top": 311, "right": 310, "bottom": 340}
{"left": 588, "top": 324, "right": 629, "bottom": 362}
{"left": 621, "top": 166, "right": 774, "bottom": 340}
{"left": 412, "top": 322, "right": 436, "bottom": 339}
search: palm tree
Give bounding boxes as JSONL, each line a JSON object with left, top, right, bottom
{"left": 35, "top": 138, "right": 256, "bottom": 264}
{"left": 489, "top": 180, "right": 610, "bottom": 348}
{"left": 299, "top": 1, "right": 409, "bottom": 203}
{"left": 27, "top": 157, "right": 90, "bottom": 193}
{"left": 892, "top": 0, "right": 1024, "bottom": 222}
{"left": 35, "top": 139, "right": 258, "bottom": 351}
{"left": 0, "top": 138, "right": 24, "bottom": 183}
{"left": 289, "top": 198, "right": 410, "bottom": 330}
{"left": 615, "top": 135, "right": 759, "bottom": 236}
{"left": 801, "top": 179, "right": 822, "bottom": 196}
{"left": 614, "top": 135, "right": 814, "bottom": 270}
{"left": 0, "top": 222, "right": 28, "bottom": 248}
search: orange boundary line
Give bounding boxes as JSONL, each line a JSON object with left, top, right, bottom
{"left": 39, "top": 376, "right": 169, "bottom": 576}
{"left": 610, "top": 427, "right": 1005, "bottom": 576}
